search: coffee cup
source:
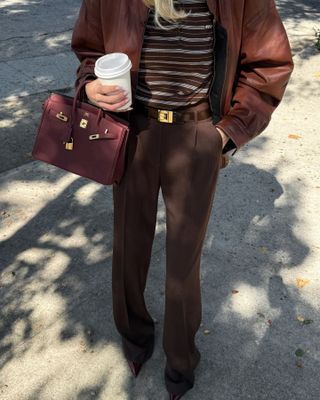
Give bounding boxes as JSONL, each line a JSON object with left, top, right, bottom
{"left": 94, "top": 53, "right": 133, "bottom": 111}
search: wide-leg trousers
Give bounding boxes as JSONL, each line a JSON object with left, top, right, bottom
{"left": 111, "top": 99, "right": 223, "bottom": 395}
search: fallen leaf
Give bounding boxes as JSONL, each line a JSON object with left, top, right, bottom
{"left": 288, "top": 134, "right": 302, "bottom": 139}
{"left": 257, "top": 312, "right": 265, "bottom": 318}
{"left": 295, "top": 359, "right": 303, "bottom": 368}
{"left": 296, "top": 278, "right": 310, "bottom": 288}
{"left": 267, "top": 319, "right": 272, "bottom": 326}
{"left": 295, "top": 348, "right": 304, "bottom": 357}
{"left": 259, "top": 246, "right": 268, "bottom": 253}
{"left": 231, "top": 289, "right": 239, "bottom": 294}
{"left": 296, "top": 315, "right": 313, "bottom": 325}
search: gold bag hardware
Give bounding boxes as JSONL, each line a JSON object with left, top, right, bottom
{"left": 64, "top": 137, "right": 74, "bottom": 151}
{"left": 89, "top": 129, "right": 108, "bottom": 140}
{"left": 89, "top": 134, "right": 100, "bottom": 140}
{"left": 56, "top": 112, "right": 68, "bottom": 122}
{"left": 80, "top": 118, "right": 88, "bottom": 128}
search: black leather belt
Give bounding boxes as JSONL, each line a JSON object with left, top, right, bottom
{"left": 134, "top": 101, "right": 212, "bottom": 123}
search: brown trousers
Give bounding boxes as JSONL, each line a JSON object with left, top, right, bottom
{"left": 111, "top": 99, "right": 223, "bottom": 395}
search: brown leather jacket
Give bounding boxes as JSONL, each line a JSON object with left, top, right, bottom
{"left": 71, "top": 0, "right": 294, "bottom": 155}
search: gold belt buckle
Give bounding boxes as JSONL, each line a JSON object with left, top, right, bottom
{"left": 157, "top": 109, "right": 173, "bottom": 123}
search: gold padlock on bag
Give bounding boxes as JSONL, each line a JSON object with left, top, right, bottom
{"left": 64, "top": 137, "right": 74, "bottom": 151}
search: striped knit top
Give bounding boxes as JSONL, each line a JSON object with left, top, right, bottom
{"left": 135, "top": 0, "right": 216, "bottom": 110}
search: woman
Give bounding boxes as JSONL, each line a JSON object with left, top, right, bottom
{"left": 71, "top": 0, "right": 293, "bottom": 398}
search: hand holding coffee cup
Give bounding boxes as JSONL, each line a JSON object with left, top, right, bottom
{"left": 88, "top": 52, "right": 133, "bottom": 112}
{"left": 85, "top": 80, "right": 130, "bottom": 112}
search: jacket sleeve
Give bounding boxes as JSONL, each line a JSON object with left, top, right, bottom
{"left": 216, "top": 0, "right": 294, "bottom": 153}
{"left": 70, "top": 0, "right": 105, "bottom": 100}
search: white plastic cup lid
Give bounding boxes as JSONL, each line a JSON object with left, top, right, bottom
{"left": 94, "top": 53, "right": 132, "bottom": 79}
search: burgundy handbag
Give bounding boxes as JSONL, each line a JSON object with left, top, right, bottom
{"left": 32, "top": 79, "right": 130, "bottom": 185}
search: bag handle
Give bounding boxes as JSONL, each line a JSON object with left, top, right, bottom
{"left": 64, "top": 78, "right": 96, "bottom": 142}
{"left": 71, "top": 79, "right": 94, "bottom": 126}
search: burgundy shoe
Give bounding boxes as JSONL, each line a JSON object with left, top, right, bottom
{"left": 127, "top": 360, "right": 143, "bottom": 378}
{"left": 169, "top": 394, "right": 183, "bottom": 400}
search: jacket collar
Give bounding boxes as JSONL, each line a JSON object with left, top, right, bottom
{"left": 206, "top": 0, "right": 218, "bottom": 16}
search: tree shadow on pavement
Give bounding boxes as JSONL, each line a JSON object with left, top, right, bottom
{"left": 276, "top": 0, "right": 319, "bottom": 22}
{"left": 0, "top": 0, "right": 77, "bottom": 63}
{"left": 192, "top": 159, "right": 319, "bottom": 400}
{"left": 0, "top": 168, "right": 136, "bottom": 399}
{"left": 1, "top": 154, "right": 318, "bottom": 399}
{"left": 276, "top": 0, "right": 320, "bottom": 57}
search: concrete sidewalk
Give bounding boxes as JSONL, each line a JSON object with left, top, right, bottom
{"left": 1, "top": 1, "right": 320, "bottom": 399}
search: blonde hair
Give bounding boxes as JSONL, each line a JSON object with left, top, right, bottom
{"left": 143, "top": 0, "right": 190, "bottom": 29}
